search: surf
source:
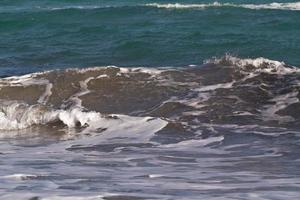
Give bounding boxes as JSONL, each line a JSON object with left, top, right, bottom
{"left": 1, "top": 56, "right": 299, "bottom": 136}
{"left": 146, "top": 2, "right": 300, "bottom": 11}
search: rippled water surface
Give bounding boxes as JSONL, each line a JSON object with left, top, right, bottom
{"left": 0, "top": 0, "right": 300, "bottom": 199}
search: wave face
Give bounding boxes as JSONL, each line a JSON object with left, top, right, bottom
{"left": 1, "top": 56, "right": 300, "bottom": 133}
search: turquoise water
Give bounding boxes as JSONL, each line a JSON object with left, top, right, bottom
{"left": 0, "top": 0, "right": 299, "bottom": 76}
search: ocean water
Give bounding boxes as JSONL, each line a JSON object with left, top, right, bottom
{"left": 0, "top": 1, "right": 300, "bottom": 199}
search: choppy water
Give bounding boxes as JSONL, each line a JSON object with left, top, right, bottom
{"left": 0, "top": 1, "right": 300, "bottom": 200}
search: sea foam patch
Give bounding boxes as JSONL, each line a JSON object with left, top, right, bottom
{"left": 146, "top": 2, "right": 300, "bottom": 11}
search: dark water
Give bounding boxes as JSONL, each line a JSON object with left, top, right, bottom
{"left": 0, "top": 1, "right": 300, "bottom": 199}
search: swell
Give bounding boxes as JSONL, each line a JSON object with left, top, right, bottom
{"left": 1, "top": 56, "right": 300, "bottom": 133}
{"left": 0, "top": 2, "right": 300, "bottom": 13}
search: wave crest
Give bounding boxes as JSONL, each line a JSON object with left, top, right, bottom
{"left": 0, "top": 101, "right": 168, "bottom": 136}
{"left": 146, "top": 2, "right": 300, "bottom": 11}
{"left": 205, "top": 55, "right": 299, "bottom": 74}
{"left": 1, "top": 2, "right": 300, "bottom": 13}
{"left": 1, "top": 56, "right": 300, "bottom": 134}
{"left": 0, "top": 101, "right": 101, "bottom": 130}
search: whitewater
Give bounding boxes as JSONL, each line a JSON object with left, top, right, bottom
{"left": 1, "top": 0, "right": 300, "bottom": 199}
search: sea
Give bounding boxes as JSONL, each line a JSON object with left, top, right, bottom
{"left": 0, "top": 0, "right": 300, "bottom": 199}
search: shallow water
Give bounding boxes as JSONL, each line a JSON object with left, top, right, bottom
{"left": 1, "top": 57, "right": 300, "bottom": 199}
{"left": 0, "top": 1, "right": 300, "bottom": 199}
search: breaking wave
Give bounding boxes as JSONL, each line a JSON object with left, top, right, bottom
{"left": 146, "top": 2, "right": 300, "bottom": 11}
{"left": 1, "top": 2, "right": 300, "bottom": 13}
{"left": 1, "top": 56, "right": 300, "bottom": 136}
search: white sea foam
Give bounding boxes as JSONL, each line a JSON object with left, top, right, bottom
{"left": 71, "top": 114, "right": 168, "bottom": 144}
{"left": 42, "top": 196, "right": 105, "bottom": 200}
{"left": 0, "top": 194, "right": 105, "bottom": 200}
{"left": 242, "top": 2, "right": 300, "bottom": 11}
{"left": 2, "top": 173, "right": 38, "bottom": 180}
{"left": 146, "top": 2, "right": 229, "bottom": 9}
{"left": 262, "top": 91, "right": 299, "bottom": 123}
{"left": 206, "top": 55, "right": 299, "bottom": 75}
{"left": 2, "top": 2, "right": 300, "bottom": 14}
{"left": 63, "top": 76, "right": 95, "bottom": 109}
{"left": 0, "top": 102, "right": 98, "bottom": 130}
{"left": 0, "top": 73, "right": 47, "bottom": 87}
{"left": 195, "top": 81, "right": 235, "bottom": 92}
{"left": 97, "top": 74, "right": 109, "bottom": 78}
{"left": 49, "top": 5, "right": 109, "bottom": 11}
{"left": 148, "top": 174, "right": 164, "bottom": 178}
{"left": 0, "top": 72, "right": 53, "bottom": 105}
{"left": 119, "top": 67, "right": 164, "bottom": 76}
{"left": 0, "top": 102, "right": 168, "bottom": 144}
{"left": 146, "top": 2, "right": 300, "bottom": 11}
{"left": 162, "top": 136, "right": 224, "bottom": 149}
{"left": 38, "top": 82, "right": 53, "bottom": 104}
{"left": 233, "top": 111, "right": 255, "bottom": 116}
